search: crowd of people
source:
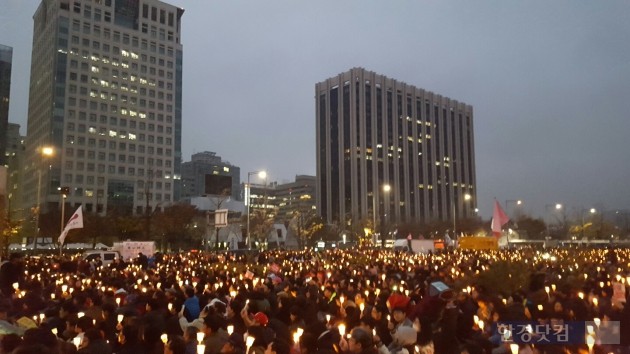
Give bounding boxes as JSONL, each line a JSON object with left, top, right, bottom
{"left": 0, "top": 246, "right": 628, "bottom": 354}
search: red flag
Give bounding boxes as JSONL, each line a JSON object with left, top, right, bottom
{"left": 491, "top": 200, "right": 509, "bottom": 237}
{"left": 58, "top": 205, "right": 84, "bottom": 245}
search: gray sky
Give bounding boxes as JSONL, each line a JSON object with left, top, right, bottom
{"left": 2, "top": 0, "right": 629, "bottom": 220}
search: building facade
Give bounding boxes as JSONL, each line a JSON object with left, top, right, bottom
{"left": 0, "top": 45, "right": 11, "bottom": 167}
{"left": 316, "top": 68, "right": 476, "bottom": 226}
{"left": 22, "top": 0, "right": 183, "bottom": 219}
{"left": 181, "top": 151, "right": 241, "bottom": 201}
{"left": 274, "top": 175, "right": 316, "bottom": 220}
{"left": 6, "top": 123, "right": 25, "bottom": 214}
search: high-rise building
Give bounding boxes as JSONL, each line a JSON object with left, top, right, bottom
{"left": 0, "top": 45, "right": 11, "bottom": 167}
{"left": 316, "top": 68, "right": 476, "bottom": 226}
{"left": 181, "top": 151, "right": 241, "bottom": 201}
{"left": 6, "top": 123, "right": 25, "bottom": 212}
{"left": 22, "top": 0, "right": 184, "bottom": 220}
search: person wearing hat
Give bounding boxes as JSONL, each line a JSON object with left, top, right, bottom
{"left": 201, "top": 314, "right": 229, "bottom": 354}
{"left": 376, "top": 326, "right": 417, "bottom": 354}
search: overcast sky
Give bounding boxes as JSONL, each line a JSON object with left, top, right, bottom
{"left": 2, "top": 0, "right": 629, "bottom": 220}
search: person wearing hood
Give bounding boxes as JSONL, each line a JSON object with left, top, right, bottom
{"left": 377, "top": 326, "right": 417, "bottom": 354}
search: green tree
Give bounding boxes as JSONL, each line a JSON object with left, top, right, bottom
{"left": 152, "top": 204, "right": 200, "bottom": 250}
{"left": 289, "top": 209, "right": 324, "bottom": 248}
{"left": 248, "top": 209, "right": 275, "bottom": 248}
{"left": 514, "top": 216, "right": 547, "bottom": 240}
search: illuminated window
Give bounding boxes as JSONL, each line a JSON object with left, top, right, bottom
{"left": 109, "top": 130, "right": 117, "bottom": 137}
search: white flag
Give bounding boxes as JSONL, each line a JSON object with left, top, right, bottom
{"left": 58, "top": 205, "right": 84, "bottom": 245}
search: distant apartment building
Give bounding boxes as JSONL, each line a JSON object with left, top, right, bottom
{"left": 180, "top": 151, "right": 241, "bottom": 201}
{"left": 316, "top": 68, "right": 476, "bottom": 225}
{"left": 0, "top": 45, "right": 11, "bottom": 167}
{"left": 22, "top": 0, "right": 184, "bottom": 220}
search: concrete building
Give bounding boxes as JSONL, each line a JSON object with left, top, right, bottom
{"left": 0, "top": 45, "right": 11, "bottom": 167}
{"left": 5, "top": 123, "right": 25, "bottom": 214}
{"left": 316, "top": 68, "right": 476, "bottom": 226}
{"left": 181, "top": 151, "right": 241, "bottom": 201}
{"left": 21, "top": 0, "right": 184, "bottom": 222}
{"left": 274, "top": 175, "right": 316, "bottom": 220}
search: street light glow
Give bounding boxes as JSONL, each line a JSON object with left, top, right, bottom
{"left": 42, "top": 146, "right": 54, "bottom": 156}
{"left": 383, "top": 184, "right": 391, "bottom": 192}
{"left": 464, "top": 193, "right": 472, "bottom": 201}
{"left": 555, "top": 203, "right": 562, "bottom": 210}
{"left": 258, "top": 171, "right": 267, "bottom": 179}
{"left": 590, "top": 208, "right": 596, "bottom": 214}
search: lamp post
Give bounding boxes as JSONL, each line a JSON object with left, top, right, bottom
{"left": 545, "top": 203, "right": 563, "bottom": 238}
{"left": 372, "top": 184, "right": 391, "bottom": 247}
{"left": 453, "top": 193, "right": 471, "bottom": 241}
{"left": 246, "top": 170, "right": 266, "bottom": 250}
{"left": 58, "top": 187, "right": 70, "bottom": 233}
{"left": 34, "top": 146, "right": 54, "bottom": 254}
{"left": 580, "top": 208, "right": 596, "bottom": 240}
{"left": 380, "top": 184, "right": 391, "bottom": 248}
{"left": 505, "top": 200, "right": 522, "bottom": 218}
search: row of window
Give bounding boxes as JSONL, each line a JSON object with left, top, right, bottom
{"left": 63, "top": 171, "right": 172, "bottom": 191}
{"left": 66, "top": 122, "right": 173, "bottom": 146}
{"left": 63, "top": 162, "right": 171, "bottom": 181}
{"left": 69, "top": 22, "right": 176, "bottom": 59}
{"left": 67, "top": 119, "right": 172, "bottom": 134}
{"left": 67, "top": 110, "right": 173, "bottom": 124}
{"left": 59, "top": 183, "right": 172, "bottom": 203}
{"left": 65, "top": 146, "right": 173, "bottom": 164}
{"left": 68, "top": 1, "right": 179, "bottom": 42}
{"left": 68, "top": 82, "right": 174, "bottom": 106}
{"left": 67, "top": 94, "right": 174, "bottom": 114}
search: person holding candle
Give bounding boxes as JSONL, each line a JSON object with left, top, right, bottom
{"left": 77, "top": 327, "right": 112, "bottom": 354}
{"left": 0, "top": 253, "right": 24, "bottom": 297}
{"left": 219, "top": 333, "right": 246, "bottom": 354}
{"left": 117, "top": 323, "right": 147, "bottom": 354}
{"left": 182, "top": 326, "right": 199, "bottom": 354}
{"left": 338, "top": 327, "right": 377, "bottom": 354}
{"left": 200, "top": 314, "right": 229, "bottom": 354}
{"left": 164, "top": 335, "right": 187, "bottom": 354}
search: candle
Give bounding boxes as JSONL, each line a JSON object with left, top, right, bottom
{"left": 196, "top": 332, "right": 204, "bottom": 343}
{"left": 510, "top": 344, "right": 519, "bottom": 354}
{"left": 78, "top": 312, "right": 85, "bottom": 318}
{"left": 117, "top": 314, "right": 124, "bottom": 323}
{"left": 196, "top": 344, "right": 205, "bottom": 354}
{"left": 161, "top": 334, "right": 168, "bottom": 344}
{"left": 338, "top": 323, "right": 346, "bottom": 336}
{"left": 227, "top": 325, "right": 234, "bottom": 335}
{"left": 73, "top": 337, "right": 81, "bottom": 348}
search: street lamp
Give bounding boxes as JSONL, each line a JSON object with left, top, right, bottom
{"left": 545, "top": 203, "right": 563, "bottom": 238}
{"left": 34, "top": 146, "right": 54, "bottom": 254}
{"left": 453, "top": 193, "right": 471, "bottom": 241}
{"left": 580, "top": 208, "right": 596, "bottom": 240}
{"left": 505, "top": 199, "right": 522, "bottom": 215}
{"left": 379, "top": 184, "right": 391, "bottom": 248}
{"left": 246, "top": 170, "right": 266, "bottom": 250}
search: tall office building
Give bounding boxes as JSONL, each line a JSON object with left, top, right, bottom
{"left": 316, "top": 68, "right": 476, "bottom": 226}
{"left": 5, "top": 123, "right": 25, "bottom": 223}
{"left": 181, "top": 151, "right": 241, "bottom": 201}
{"left": 0, "top": 45, "right": 11, "bottom": 167}
{"left": 22, "top": 0, "right": 183, "bottom": 220}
